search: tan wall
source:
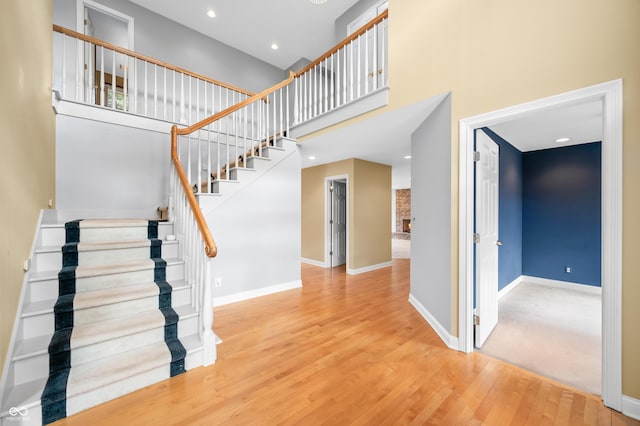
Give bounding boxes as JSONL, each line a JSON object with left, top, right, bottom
{"left": 301, "top": 159, "right": 391, "bottom": 270}
{"left": 387, "top": 0, "right": 640, "bottom": 399}
{"left": 302, "top": 0, "right": 640, "bottom": 399}
{"left": 0, "top": 1, "right": 56, "bottom": 369}
{"left": 352, "top": 159, "right": 391, "bottom": 269}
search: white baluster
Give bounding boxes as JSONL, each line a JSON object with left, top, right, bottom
{"left": 286, "top": 84, "right": 290, "bottom": 137}
{"left": 163, "top": 67, "right": 167, "bottom": 120}
{"left": 144, "top": 61, "right": 148, "bottom": 115}
{"left": 189, "top": 77, "right": 192, "bottom": 125}
{"left": 61, "top": 35, "right": 67, "bottom": 99}
{"left": 365, "top": 29, "right": 369, "bottom": 95}
{"left": 324, "top": 59, "right": 328, "bottom": 113}
{"left": 373, "top": 24, "right": 378, "bottom": 92}
{"left": 357, "top": 35, "right": 361, "bottom": 99}
{"left": 294, "top": 77, "right": 299, "bottom": 125}
{"left": 100, "top": 47, "right": 105, "bottom": 106}
{"left": 202, "top": 258, "right": 216, "bottom": 366}
{"left": 133, "top": 59, "right": 138, "bottom": 113}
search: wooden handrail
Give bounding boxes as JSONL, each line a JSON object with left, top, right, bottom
{"left": 170, "top": 71, "right": 294, "bottom": 257}
{"left": 294, "top": 10, "right": 388, "bottom": 77}
{"left": 176, "top": 71, "right": 295, "bottom": 136}
{"left": 171, "top": 126, "right": 218, "bottom": 258}
{"left": 52, "top": 24, "right": 256, "bottom": 98}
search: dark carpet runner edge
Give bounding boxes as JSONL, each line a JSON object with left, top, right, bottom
{"left": 41, "top": 220, "right": 184, "bottom": 425}
{"left": 42, "top": 221, "right": 80, "bottom": 425}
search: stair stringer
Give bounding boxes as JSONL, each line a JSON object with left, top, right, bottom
{"left": 0, "top": 210, "right": 45, "bottom": 424}
{"left": 197, "top": 137, "right": 299, "bottom": 213}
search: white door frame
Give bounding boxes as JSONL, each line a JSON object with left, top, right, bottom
{"left": 458, "top": 79, "right": 623, "bottom": 410}
{"left": 77, "top": 0, "right": 135, "bottom": 49}
{"left": 325, "top": 175, "right": 350, "bottom": 268}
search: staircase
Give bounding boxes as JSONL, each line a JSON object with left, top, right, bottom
{"left": 0, "top": 218, "right": 203, "bottom": 425}
{"left": 0, "top": 135, "right": 298, "bottom": 425}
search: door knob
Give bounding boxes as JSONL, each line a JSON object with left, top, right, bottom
{"left": 496, "top": 241, "right": 503, "bottom": 246}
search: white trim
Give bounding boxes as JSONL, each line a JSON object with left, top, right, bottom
{"left": 458, "top": 79, "right": 623, "bottom": 410}
{"left": 347, "top": 261, "right": 392, "bottom": 275}
{"left": 290, "top": 88, "right": 389, "bottom": 139}
{"left": 498, "top": 275, "right": 524, "bottom": 299}
{"left": 301, "top": 257, "right": 325, "bottom": 267}
{"left": 521, "top": 275, "right": 602, "bottom": 295}
{"left": 78, "top": 0, "right": 135, "bottom": 50}
{"left": 622, "top": 395, "right": 640, "bottom": 421}
{"left": 0, "top": 211, "right": 45, "bottom": 407}
{"left": 212, "top": 280, "right": 302, "bottom": 307}
{"left": 409, "top": 294, "right": 459, "bottom": 350}
{"left": 325, "top": 174, "right": 350, "bottom": 269}
{"left": 55, "top": 99, "right": 175, "bottom": 134}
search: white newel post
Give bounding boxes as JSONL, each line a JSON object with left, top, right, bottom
{"left": 202, "top": 257, "right": 216, "bottom": 366}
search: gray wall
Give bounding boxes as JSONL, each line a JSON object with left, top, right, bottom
{"left": 53, "top": 0, "right": 285, "bottom": 93}
{"left": 205, "top": 148, "right": 301, "bottom": 299}
{"left": 56, "top": 115, "right": 170, "bottom": 219}
{"left": 334, "top": 0, "right": 381, "bottom": 42}
{"left": 410, "top": 95, "right": 452, "bottom": 332}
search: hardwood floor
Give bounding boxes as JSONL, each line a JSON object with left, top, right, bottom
{"left": 56, "top": 260, "right": 638, "bottom": 425}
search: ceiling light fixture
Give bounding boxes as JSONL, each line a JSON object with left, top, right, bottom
{"left": 308, "top": 0, "right": 328, "bottom": 4}
{"left": 271, "top": 43, "right": 279, "bottom": 50}
{"left": 403, "top": 155, "right": 412, "bottom": 159}
{"left": 555, "top": 137, "right": 571, "bottom": 143}
{"left": 308, "top": 156, "right": 316, "bottom": 160}
{"left": 206, "top": 10, "right": 216, "bottom": 18}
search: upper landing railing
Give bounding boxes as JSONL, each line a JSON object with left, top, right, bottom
{"left": 52, "top": 25, "right": 255, "bottom": 125}
{"left": 292, "top": 10, "right": 388, "bottom": 125}
{"left": 52, "top": 10, "right": 389, "bottom": 130}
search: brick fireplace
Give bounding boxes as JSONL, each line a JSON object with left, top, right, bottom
{"left": 395, "top": 189, "right": 411, "bottom": 239}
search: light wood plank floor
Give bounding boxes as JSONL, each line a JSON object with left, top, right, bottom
{"left": 56, "top": 260, "right": 638, "bottom": 425}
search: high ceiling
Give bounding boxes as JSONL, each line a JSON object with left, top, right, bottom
{"left": 129, "top": 0, "right": 361, "bottom": 70}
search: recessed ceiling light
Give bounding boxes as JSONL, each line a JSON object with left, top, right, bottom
{"left": 308, "top": 156, "right": 316, "bottom": 160}
{"left": 308, "top": 0, "right": 328, "bottom": 4}
{"left": 403, "top": 155, "right": 412, "bottom": 159}
{"left": 555, "top": 137, "right": 571, "bottom": 143}
{"left": 206, "top": 10, "right": 216, "bottom": 18}
{"left": 271, "top": 43, "right": 279, "bottom": 50}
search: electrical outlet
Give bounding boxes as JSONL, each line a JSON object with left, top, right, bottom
{"left": 215, "top": 277, "right": 222, "bottom": 288}
{"left": 565, "top": 266, "right": 572, "bottom": 273}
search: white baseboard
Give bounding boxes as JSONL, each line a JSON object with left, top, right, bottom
{"left": 408, "top": 294, "right": 459, "bottom": 350}
{"left": 623, "top": 395, "right": 640, "bottom": 421}
{"left": 522, "top": 275, "right": 602, "bottom": 295}
{"left": 213, "top": 280, "right": 302, "bottom": 307}
{"left": 347, "top": 261, "right": 392, "bottom": 275}
{"left": 498, "top": 275, "right": 524, "bottom": 299}
{"left": 301, "top": 257, "right": 326, "bottom": 267}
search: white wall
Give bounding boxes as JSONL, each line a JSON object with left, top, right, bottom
{"left": 205, "top": 148, "right": 302, "bottom": 298}
{"left": 56, "top": 115, "right": 170, "bottom": 219}
{"left": 410, "top": 95, "right": 452, "bottom": 331}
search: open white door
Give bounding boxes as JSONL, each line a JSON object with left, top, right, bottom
{"left": 474, "top": 129, "right": 500, "bottom": 347}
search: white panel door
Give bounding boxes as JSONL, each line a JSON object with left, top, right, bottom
{"left": 332, "top": 181, "right": 347, "bottom": 266}
{"left": 475, "top": 129, "right": 500, "bottom": 348}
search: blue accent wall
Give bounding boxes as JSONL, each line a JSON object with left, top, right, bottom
{"left": 522, "top": 142, "right": 602, "bottom": 286}
{"left": 481, "top": 128, "right": 524, "bottom": 291}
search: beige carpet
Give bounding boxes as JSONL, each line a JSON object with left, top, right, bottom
{"left": 478, "top": 280, "right": 602, "bottom": 395}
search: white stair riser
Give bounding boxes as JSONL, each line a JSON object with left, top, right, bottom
{"left": 21, "top": 286, "right": 191, "bottom": 340}
{"left": 229, "top": 168, "right": 255, "bottom": 181}
{"left": 13, "top": 352, "right": 48, "bottom": 387}
{"left": 66, "top": 365, "right": 170, "bottom": 417}
{"left": 71, "top": 328, "right": 165, "bottom": 368}
{"left": 76, "top": 263, "right": 185, "bottom": 293}
{"left": 74, "top": 296, "right": 159, "bottom": 327}
{"left": 39, "top": 223, "right": 174, "bottom": 247}
{"left": 12, "top": 313, "right": 196, "bottom": 387}
{"left": 34, "top": 242, "right": 178, "bottom": 273}
{"left": 28, "top": 263, "right": 185, "bottom": 302}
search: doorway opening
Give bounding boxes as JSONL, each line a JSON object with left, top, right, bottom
{"left": 76, "top": 0, "right": 134, "bottom": 107}
{"left": 473, "top": 127, "right": 603, "bottom": 394}
{"left": 459, "top": 79, "right": 622, "bottom": 410}
{"left": 325, "top": 176, "right": 349, "bottom": 269}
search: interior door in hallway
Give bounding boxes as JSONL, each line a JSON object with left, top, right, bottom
{"left": 475, "top": 129, "right": 500, "bottom": 348}
{"left": 331, "top": 180, "right": 347, "bottom": 267}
